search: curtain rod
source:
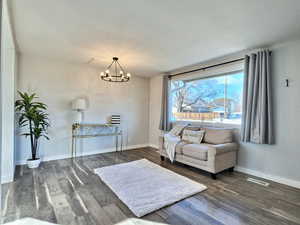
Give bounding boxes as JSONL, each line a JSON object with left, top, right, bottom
{"left": 168, "top": 50, "right": 272, "bottom": 79}
{"left": 168, "top": 57, "right": 245, "bottom": 79}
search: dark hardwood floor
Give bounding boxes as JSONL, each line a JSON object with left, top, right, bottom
{"left": 2, "top": 148, "right": 300, "bottom": 225}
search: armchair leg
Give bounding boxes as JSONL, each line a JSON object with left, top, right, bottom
{"left": 211, "top": 173, "right": 217, "bottom": 180}
{"left": 160, "top": 156, "right": 165, "bottom": 161}
{"left": 228, "top": 167, "right": 234, "bottom": 172}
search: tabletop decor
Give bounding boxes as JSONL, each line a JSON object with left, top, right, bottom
{"left": 110, "top": 115, "right": 121, "bottom": 124}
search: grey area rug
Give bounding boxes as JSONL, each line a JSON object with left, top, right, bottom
{"left": 94, "top": 159, "right": 207, "bottom": 217}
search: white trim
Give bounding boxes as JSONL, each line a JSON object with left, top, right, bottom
{"left": 148, "top": 143, "right": 159, "bottom": 149}
{"left": 174, "top": 121, "right": 241, "bottom": 129}
{"left": 15, "top": 144, "right": 149, "bottom": 165}
{"left": 3, "top": 0, "right": 18, "bottom": 51}
{"left": 235, "top": 166, "right": 300, "bottom": 189}
{"left": 148, "top": 144, "right": 300, "bottom": 189}
{"left": 1, "top": 174, "right": 14, "bottom": 184}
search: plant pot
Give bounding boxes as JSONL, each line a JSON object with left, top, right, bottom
{"left": 27, "top": 158, "right": 41, "bottom": 168}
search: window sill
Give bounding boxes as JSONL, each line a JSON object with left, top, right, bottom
{"left": 173, "top": 120, "right": 241, "bottom": 129}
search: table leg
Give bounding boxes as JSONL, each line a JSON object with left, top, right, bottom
{"left": 71, "top": 135, "right": 74, "bottom": 159}
{"left": 121, "top": 132, "right": 123, "bottom": 152}
{"left": 74, "top": 137, "right": 77, "bottom": 159}
{"left": 116, "top": 135, "right": 118, "bottom": 152}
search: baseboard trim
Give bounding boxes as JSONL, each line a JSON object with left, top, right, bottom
{"left": 235, "top": 166, "right": 300, "bottom": 189}
{"left": 15, "top": 143, "right": 149, "bottom": 165}
{"left": 147, "top": 144, "right": 299, "bottom": 189}
{"left": 148, "top": 143, "right": 159, "bottom": 149}
{"left": 1, "top": 174, "right": 14, "bottom": 184}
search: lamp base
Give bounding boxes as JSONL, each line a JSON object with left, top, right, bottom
{"left": 74, "top": 111, "right": 83, "bottom": 124}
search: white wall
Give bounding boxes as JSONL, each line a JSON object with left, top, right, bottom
{"left": 237, "top": 40, "right": 300, "bottom": 187}
{"left": 148, "top": 39, "right": 300, "bottom": 188}
{"left": 16, "top": 55, "right": 149, "bottom": 164}
{"left": 0, "top": 0, "right": 2, "bottom": 204}
{"left": 1, "top": 0, "right": 17, "bottom": 183}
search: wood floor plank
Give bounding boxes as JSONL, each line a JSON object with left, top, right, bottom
{"left": 102, "top": 204, "right": 128, "bottom": 224}
{"left": 183, "top": 197, "right": 252, "bottom": 225}
{"left": 50, "top": 194, "right": 78, "bottom": 225}
{"left": 164, "top": 202, "right": 224, "bottom": 225}
{"left": 142, "top": 212, "right": 168, "bottom": 224}
{"left": 2, "top": 147, "right": 300, "bottom": 225}
{"left": 14, "top": 168, "right": 37, "bottom": 219}
{"left": 77, "top": 188, "right": 114, "bottom": 225}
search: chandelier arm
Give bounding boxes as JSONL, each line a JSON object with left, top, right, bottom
{"left": 115, "top": 61, "right": 118, "bottom": 78}
{"left": 101, "top": 76, "right": 129, "bottom": 82}
{"left": 100, "top": 57, "right": 130, "bottom": 82}
{"left": 116, "top": 61, "right": 126, "bottom": 74}
{"left": 107, "top": 60, "right": 115, "bottom": 69}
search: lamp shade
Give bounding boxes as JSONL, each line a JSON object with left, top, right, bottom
{"left": 72, "top": 98, "right": 87, "bottom": 111}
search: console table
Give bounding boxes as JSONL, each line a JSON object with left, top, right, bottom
{"left": 71, "top": 123, "right": 123, "bottom": 159}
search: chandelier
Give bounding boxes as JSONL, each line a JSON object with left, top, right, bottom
{"left": 100, "top": 57, "right": 131, "bottom": 82}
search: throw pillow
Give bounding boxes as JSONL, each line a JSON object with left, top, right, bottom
{"left": 203, "top": 128, "right": 233, "bottom": 144}
{"left": 182, "top": 130, "right": 205, "bottom": 144}
{"left": 183, "top": 126, "right": 201, "bottom": 131}
{"left": 169, "top": 124, "right": 186, "bottom": 136}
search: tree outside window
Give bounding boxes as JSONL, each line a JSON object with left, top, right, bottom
{"left": 170, "top": 72, "right": 243, "bottom": 124}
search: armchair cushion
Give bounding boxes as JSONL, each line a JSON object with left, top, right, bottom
{"left": 182, "top": 144, "right": 214, "bottom": 161}
{"left": 182, "top": 143, "right": 238, "bottom": 161}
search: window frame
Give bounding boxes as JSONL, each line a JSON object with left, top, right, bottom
{"left": 169, "top": 69, "right": 244, "bottom": 127}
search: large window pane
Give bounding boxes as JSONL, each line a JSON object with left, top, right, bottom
{"left": 170, "top": 71, "right": 243, "bottom": 124}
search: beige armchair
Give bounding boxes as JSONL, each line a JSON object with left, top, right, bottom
{"left": 158, "top": 127, "right": 238, "bottom": 179}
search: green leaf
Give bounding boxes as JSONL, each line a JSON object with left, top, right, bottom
{"left": 15, "top": 91, "right": 50, "bottom": 142}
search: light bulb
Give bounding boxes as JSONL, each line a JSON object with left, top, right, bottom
{"left": 105, "top": 69, "right": 110, "bottom": 74}
{"left": 127, "top": 73, "right": 131, "bottom": 78}
{"left": 120, "top": 70, "right": 124, "bottom": 75}
{"left": 100, "top": 72, "right": 104, "bottom": 77}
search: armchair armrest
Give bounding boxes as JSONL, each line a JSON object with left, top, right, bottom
{"left": 158, "top": 134, "right": 182, "bottom": 152}
{"left": 208, "top": 143, "right": 238, "bottom": 157}
{"left": 158, "top": 135, "right": 164, "bottom": 151}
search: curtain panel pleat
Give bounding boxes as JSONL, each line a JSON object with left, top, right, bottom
{"left": 159, "top": 75, "right": 171, "bottom": 131}
{"left": 241, "top": 50, "right": 274, "bottom": 144}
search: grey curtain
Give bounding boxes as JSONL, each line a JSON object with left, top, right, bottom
{"left": 159, "top": 75, "right": 171, "bottom": 131}
{"left": 241, "top": 50, "right": 274, "bottom": 144}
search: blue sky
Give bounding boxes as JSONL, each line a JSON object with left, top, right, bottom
{"left": 171, "top": 71, "right": 244, "bottom": 109}
{"left": 189, "top": 72, "right": 243, "bottom": 100}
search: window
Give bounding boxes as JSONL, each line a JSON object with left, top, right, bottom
{"left": 170, "top": 71, "right": 244, "bottom": 124}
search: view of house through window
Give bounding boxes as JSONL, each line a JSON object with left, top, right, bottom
{"left": 170, "top": 71, "right": 244, "bottom": 124}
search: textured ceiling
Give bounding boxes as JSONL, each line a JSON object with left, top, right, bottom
{"left": 10, "top": 0, "right": 300, "bottom": 77}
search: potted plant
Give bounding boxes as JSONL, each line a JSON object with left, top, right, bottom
{"left": 15, "top": 92, "right": 50, "bottom": 168}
